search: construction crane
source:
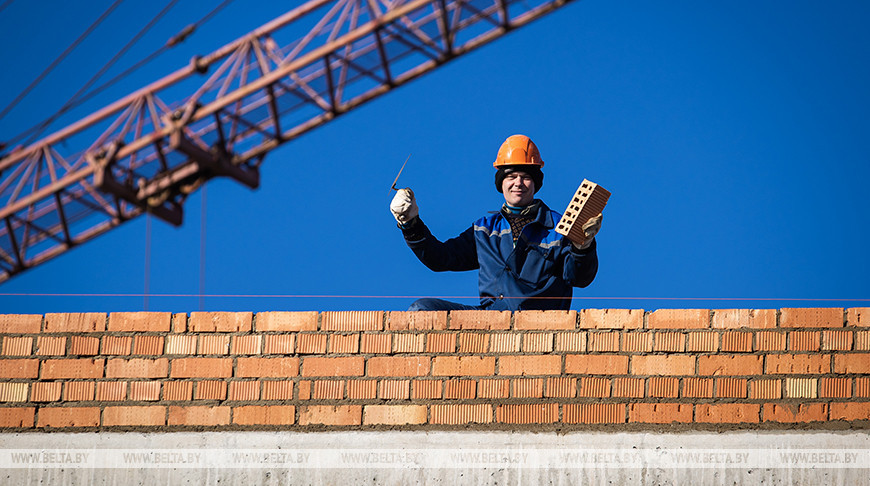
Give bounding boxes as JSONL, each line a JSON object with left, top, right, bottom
{"left": 0, "top": 0, "right": 575, "bottom": 283}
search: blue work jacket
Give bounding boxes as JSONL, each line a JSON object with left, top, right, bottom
{"left": 400, "top": 201, "right": 598, "bottom": 311}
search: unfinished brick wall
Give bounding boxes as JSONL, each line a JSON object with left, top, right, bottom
{"left": 0, "top": 308, "right": 868, "bottom": 430}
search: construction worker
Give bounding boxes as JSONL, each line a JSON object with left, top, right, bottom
{"left": 390, "top": 134, "right": 602, "bottom": 311}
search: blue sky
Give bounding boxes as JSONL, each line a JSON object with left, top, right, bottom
{"left": 1, "top": 0, "right": 868, "bottom": 313}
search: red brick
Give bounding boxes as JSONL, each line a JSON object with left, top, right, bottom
{"left": 237, "top": 357, "right": 300, "bottom": 377}
{"left": 647, "top": 309, "right": 709, "bottom": 329}
{"left": 834, "top": 354, "right": 870, "bottom": 373}
{"left": 579, "top": 376, "right": 610, "bottom": 397}
{"left": 788, "top": 331, "right": 821, "bottom": 351}
{"left": 298, "top": 405, "right": 361, "bottom": 426}
{"left": 721, "top": 332, "right": 753, "bottom": 352}
{"left": 712, "top": 309, "right": 775, "bottom": 329}
{"left": 360, "top": 334, "right": 391, "bottom": 354}
{"left": 255, "top": 312, "right": 317, "bottom": 331}
{"left": 329, "top": 334, "right": 359, "bottom": 353}
{"left": 1, "top": 358, "right": 38, "bottom": 378}
{"left": 0, "top": 314, "right": 42, "bottom": 333}
{"left": 163, "top": 381, "right": 193, "bottom": 400}
{"left": 168, "top": 405, "right": 230, "bottom": 426}
{"left": 69, "top": 336, "right": 100, "bottom": 355}
{"left": 785, "top": 377, "right": 817, "bottom": 398}
{"left": 781, "top": 308, "right": 843, "bottom": 328}
{"left": 2, "top": 336, "right": 32, "bottom": 355}
{"left": 431, "top": 404, "right": 492, "bottom": 424}
{"left": 411, "top": 379, "right": 442, "bottom": 399}
{"left": 347, "top": 379, "right": 377, "bottom": 399}
{"left": 387, "top": 311, "right": 447, "bottom": 330}
{"left": 698, "top": 355, "right": 763, "bottom": 376}
{"left": 106, "top": 358, "right": 168, "bottom": 378}
{"left": 683, "top": 377, "right": 714, "bottom": 398}
{"left": 555, "top": 332, "right": 586, "bottom": 352}
{"left": 766, "top": 354, "right": 830, "bottom": 374}
{"left": 716, "top": 378, "right": 748, "bottom": 398}
{"left": 457, "top": 333, "right": 489, "bottom": 353}
{"left": 498, "top": 355, "right": 560, "bottom": 376}
{"left": 313, "top": 380, "right": 344, "bottom": 399}
{"left": 756, "top": 331, "right": 786, "bottom": 351}
{"left": 321, "top": 311, "right": 382, "bottom": 331}
{"left": 477, "top": 379, "right": 509, "bottom": 398}
{"left": 37, "top": 407, "right": 100, "bottom": 428}
{"left": 129, "top": 381, "right": 160, "bottom": 401}
{"left": 189, "top": 312, "right": 252, "bottom": 332}
{"left": 364, "top": 405, "right": 426, "bottom": 425}
{"left": 233, "top": 405, "right": 295, "bottom": 425}
{"left": 565, "top": 355, "right": 628, "bottom": 375}
{"left": 632, "top": 355, "right": 694, "bottom": 376}
{"left": 368, "top": 356, "right": 430, "bottom": 377}
{"left": 44, "top": 313, "right": 106, "bottom": 333}
{"left": 108, "top": 312, "right": 171, "bottom": 332}
{"left": 0, "top": 382, "right": 28, "bottom": 401}
{"left": 820, "top": 377, "right": 852, "bottom": 398}
{"left": 31, "top": 382, "right": 61, "bottom": 402}
{"left": 195, "top": 380, "right": 227, "bottom": 400}
{"left": 515, "top": 310, "right": 576, "bottom": 330}
{"left": 490, "top": 333, "right": 521, "bottom": 353}
{"left": 295, "top": 334, "right": 327, "bottom": 354}
{"left": 102, "top": 336, "right": 132, "bottom": 355}
{"left": 511, "top": 378, "right": 543, "bottom": 398}
{"left": 496, "top": 403, "right": 558, "bottom": 424}
{"left": 165, "top": 335, "right": 196, "bottom": 355}
{"left": 444, "top": 379, "right": 475, "bottom": 399}
{"left": 589, "top": 332, "right": 620, "bottom": 352}
{"left": 172, "top": 313, "right": 187, "bottom": 332}
{"left": 302, "top": 356, "right": 363, "bottom": 377}
{"left": 198, "top": 335, "right": 232, "bottom": 355}
{"left": 96, "top": 381, "right": 127, "bottom": 401}
{"left": 170, "top": 357, "right": 231, "bottom": 378}
{"left": 393, "top": 333, "right": 424, "bottom": 353}
{"left": 104, "top": 406, "right": 165, "bottom": 426}
{"left": 847, "top": 308, "right": 870, "bottom": 327}
{"left": 64, "top": 381, "right": 95, "bottom": 401}
{"left": 545, "top": 377, "right": 576, "bottom": 398}
{"left": 649, "top": 377, "right": 679, "bottom": 397}
{"left": 857, "top": 331, "right": 870, "bottom": 351}
{"left": 612, "top": 377, "right": 644, "bottom": 398}
{"left": 448, "top": 310, "right": 510, "bottom": 330}
{"left": 263, "top": 335, "right": 294, "bottom": 354}
{"left": 231, "top": 335, "right": 262, "bottom": 355}
{"left": 622, "top": 332, "right": 652, "bottom": 352}
{"left": 822, "top": 330, "right": 852, "bottom": 351}
{"left": 432, "top": 356, "right": 495, "bottom": 376}
{"left": 580, "top": 309, "right": 642, "bottom": 329}
{"left": 749, "top": 379, "right": 781, "bottom": 399}
{"left": 262, "top": 381, "right": 293, "bottom": 400}
{"left": 764, "top": 403, "right": 828, "bottom": 423}
{"left": 300, "top": 382, "right": 316, "bottom": 402}
{"left": 43, "top": 358, "right": 105, "bottom": 379}
{"left": 0, "top": 407, "right": 35, "bottom": 427}
{"left": 564, "top": 404, "right": 625, "bottom": 424}
{"left": 35, "top": 336, "right": 65, "bottom": 355}
{"left": 686, "top": 332, "right": 718, "bottom": 352}
{"left": 227, "top": 381, "right": 260, "bottom": 401}
{"left": 830, "top": 403, "right": 870, "bottom": 421}
{"left": 858, "top": 377, "right": 870, "bottom": 397}
{"left": 628, "top": 403, "right": 692, "bottom": 423}
{"left": 653, "top": 332, "right": 685, "bottom": 352}
{"left": 696, "top": 404, "right": 760, "bottom": 423}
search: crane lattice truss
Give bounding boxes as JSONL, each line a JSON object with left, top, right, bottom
{"left": 0, "top": 0, "right": 573, "bottom": 283}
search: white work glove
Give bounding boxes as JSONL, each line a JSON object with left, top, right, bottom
{"left": 390, "top": 188, "right": 419, "bottom": 224}
{"left": 573, "top": 213, "right": 602, "bottom": 250}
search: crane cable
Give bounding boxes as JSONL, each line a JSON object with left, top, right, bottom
{"left": 0, "top": 0, "right": 125, "bottom": 122}
{"left": 4, "top": 0, "right": 237, "bottom": 149}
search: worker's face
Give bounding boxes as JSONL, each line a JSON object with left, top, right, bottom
{"left": 502, "top": 171, "right": 535, "bottom": 207}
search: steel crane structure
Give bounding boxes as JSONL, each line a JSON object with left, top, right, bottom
{"left": 0, "top": 0, "right": 574, "bottom": 283}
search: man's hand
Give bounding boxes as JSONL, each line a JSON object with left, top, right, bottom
{"left": 573, "top": 213, "right": 603, "bottom": 250}
{"left": 390, "top": 188, "right": 419, "bottom": 224}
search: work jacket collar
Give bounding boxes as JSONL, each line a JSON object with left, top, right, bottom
{"left": 500, "top": 199, "right": 554, "bottom": 229}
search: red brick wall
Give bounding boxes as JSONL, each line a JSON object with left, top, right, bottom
{"left": 0, "top": 308, "right": 868, "bottom": 430}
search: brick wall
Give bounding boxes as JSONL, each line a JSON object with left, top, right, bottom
{"left": 0, "top": 308, "right": 868, "bottom": 430}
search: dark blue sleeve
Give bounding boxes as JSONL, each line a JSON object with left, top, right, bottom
{"left": 399, "top": 217, "right": 479, "bottom": 272}
{"left": 563, "top": 238, "right": 598, "bottom": 288}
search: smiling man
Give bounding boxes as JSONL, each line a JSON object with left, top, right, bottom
{"left": 390, "top": 134, "right": 602, "bottom": 311}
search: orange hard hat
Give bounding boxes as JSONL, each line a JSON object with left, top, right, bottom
{"left": 493, "top": 134, "right": 544, "bottom": 168}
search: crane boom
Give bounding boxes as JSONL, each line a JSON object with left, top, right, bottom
{"left": 0, "top": 0, "right": 574, "bottom": 283}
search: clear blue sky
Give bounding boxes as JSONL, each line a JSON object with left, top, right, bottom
{"left": 1, "top": 0, "right": 868, "bottom": 313}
